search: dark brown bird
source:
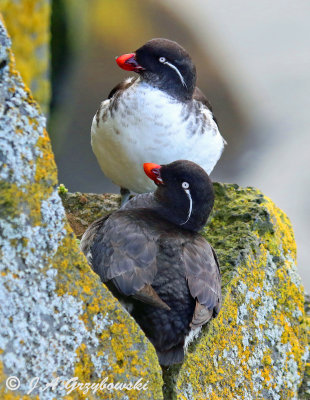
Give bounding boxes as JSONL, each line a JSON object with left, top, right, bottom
{"left": 80, "top": 160, "right": 221, "bottom": 365}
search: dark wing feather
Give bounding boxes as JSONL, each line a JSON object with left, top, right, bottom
{"left": 83, "top": 210, "right": 169, "bottom": 309}
{"left": 133, "top": 284, "right": 171, "bottom": 310}
{"left": 120, "top": 193, "right": 157, "bottom": 211}
{"left": 91, "top": 211, "right": 157, "bottom": 293}
{"left": 193, "top": 86, "right": 218, "bottom": 125}
{"left": 80, "top": 215, "right": 110, "bottom": 263}
{"left": 183, "top": 236, "right": 221, "bottom": 327}
{"left": 108, "top": 76, "right": 138, "bottom": 99}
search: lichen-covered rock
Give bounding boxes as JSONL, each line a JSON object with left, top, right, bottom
{"left": 176, "top": 184, "right": 309, "bottom": 400}
{"left": 0, "top": 0, "right": 51, "bottom": 112}
{"left": 59, "top": 190, "right": 121, "bottom": 238}
{"left": 299, "top": 295, "right": 310, "bottom": 399}
{"left": 61, "top": 185, "right": 308, "bottom": 400}
{"left": 0, "top": 17, "right": 163, "bottom": 400}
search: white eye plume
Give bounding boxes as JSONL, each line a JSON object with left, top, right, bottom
{"left": 158, "top": 57, "right": 187, "bottom": 89}
{"left": 180, "top": 184, "right": 193, "bottom": 225}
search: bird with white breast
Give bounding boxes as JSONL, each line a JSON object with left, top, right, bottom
{"left": 91, "top": 38, "right": 226, "bottom": 203}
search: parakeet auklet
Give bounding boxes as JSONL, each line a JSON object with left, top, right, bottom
{"left": 80, "top": 160, "right": 222, "bottom": 366}
{"left": 91, "top": 38, "right": 226, "bottom": 203}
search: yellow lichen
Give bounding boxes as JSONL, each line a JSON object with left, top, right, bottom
{"left": 175, "top": 190, "right": 307, "bottom": 399}
{"left": 53, "top": 225, "right": 163, "bottom": 399}
{"left": 0, "top": 1, "right": 51, "bottom": 112}
{"left": 35, "top": 129, "right": 58, "bottom": 188}
{"left": 0, "top": 359, "right": 39, "bottom": 400}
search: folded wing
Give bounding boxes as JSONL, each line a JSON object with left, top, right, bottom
{"left": 183, "top": 235, "right": 222, "bottom": 328}
{"left": 83, "top": 211, "right": 169, "bottom": 309}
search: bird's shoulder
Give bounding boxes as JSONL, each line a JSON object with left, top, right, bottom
{"left": 91, "top": 209, "right": 162, "bottom": 256}
{"left": 193, "top": 86, "right": 218, "bottom": 125}
{"left": 93, "top": 76, "right": 139, "bottom": 129}
{"left": 80, "top": 215, "right": 110, "bottom": 263}
{"left": 108, "top": 76, "right": 139, "bottom": 99}
{"left": 120, "top": 193, "right": 157, "bottom": 211}
{"left": 87, "top": 209, "right": 160, "bottom": 282}
{"left": 193, "top": 86, "right": 213, "bottom": 110}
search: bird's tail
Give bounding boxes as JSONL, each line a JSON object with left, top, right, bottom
{"left": 157, "top": 345, "right": 184, "bottom": 366}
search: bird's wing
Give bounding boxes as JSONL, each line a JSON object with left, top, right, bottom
{"left": 80, "top": 215, "right": 110, "bottom": 264}
{"left": 92, "top": 77, "right": 138, "bottom": 129}
{"left": 108, "top": 76, "right": 138, "bottom": 99}
{"left": 183, "top": 236, "right": 222, "bottom": 328}
{"left": 193, "top": 86, "right": 218, "bottom": 126}
{"left": 120, "top": 193, "right": 157, "bottom": 211}
{"left": 87, "top": 210, "right": 169, "bottom": 309}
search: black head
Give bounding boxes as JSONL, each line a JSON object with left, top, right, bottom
{"left": 144, "top": 160, "right": 214, "bottom": 232}
{"left": 116, "top": 38, "right": 196, "bottom": 101}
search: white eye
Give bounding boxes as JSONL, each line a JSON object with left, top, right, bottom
{"left": 182, "top": 182, "right": 189, "bottom": 189}
{"left": 159, "top": 57, "right": 166, "bottom": 63}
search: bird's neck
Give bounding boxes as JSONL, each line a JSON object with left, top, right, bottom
{"left": 140, "top": 73, "right": 194, "bottom": 102}
{"left": 153, "top": 195, "right": 211, "bottom": 232}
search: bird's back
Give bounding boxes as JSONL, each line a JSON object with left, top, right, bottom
{"left": 132, "top": 232, "right": 196, "bottom": 365}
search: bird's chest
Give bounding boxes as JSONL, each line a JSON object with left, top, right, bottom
{"left": 91, "top": 83, "right": 221, "bottom": 192}
{"left": 111, "top": 85, "right": 186, "bottom": 144}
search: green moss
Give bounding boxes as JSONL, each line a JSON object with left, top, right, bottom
{"left": 58, "top": 183, "right": 68, "bottom": 194}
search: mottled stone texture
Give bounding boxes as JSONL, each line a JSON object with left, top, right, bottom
{"left": 0, "top": 0, "right": 51, "bottom": 112}
{"left": 299, "top": 295, "right": 310, "bottom": 399}
{"left": 0, "top": 18, "right": 163, "bottom": 400}
{"left": 174, "top": 184, "right": 308, "bottom": 400}
{"left": 61, "top": 185, "right": 308, "bottom": 400}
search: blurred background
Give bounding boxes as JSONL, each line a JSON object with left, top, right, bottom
{"left": 4, "top": 0, "right": 310, "bottom": 290}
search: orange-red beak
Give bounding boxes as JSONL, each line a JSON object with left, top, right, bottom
{"left": 143, "top": 163, "right": 163, "bottom": 185}
{"left": 116, "top": 53, "right": 145, "bottom": 72}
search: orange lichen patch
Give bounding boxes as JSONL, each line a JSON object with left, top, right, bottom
{"left": 55, "top": 229, "right": 102, "bottom": 298}
{"left": 275, "top": 263, "right": 304, "bottom": 318}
